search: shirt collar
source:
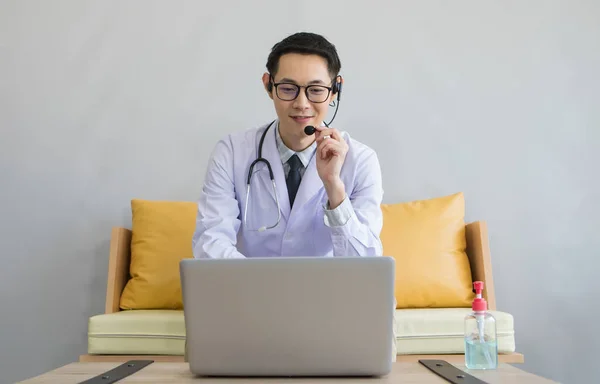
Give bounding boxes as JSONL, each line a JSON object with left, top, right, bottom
{"left": 274, "top": 120, "right": 317, "bottom": 168}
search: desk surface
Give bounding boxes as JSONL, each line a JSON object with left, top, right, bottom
{"left": 19, "top": 362, "right": 557, "bottom": 383}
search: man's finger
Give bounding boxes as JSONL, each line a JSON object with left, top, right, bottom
{"left": 321, "top": 142, "right": 334, "bottom": 159}
{"left": 317, "top": 132, "right": 334, "bottom": 147}
{"left": 320, "top": 141, "right": 341, "bottom": 159}
{"left": 315, "top": 127, "right": 338, "bottom": 142}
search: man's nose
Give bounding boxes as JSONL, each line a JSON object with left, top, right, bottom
{"left": 292, "top": 89, "right": 310, "bottom": 109}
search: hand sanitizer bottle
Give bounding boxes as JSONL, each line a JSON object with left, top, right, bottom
{"left": 464, "top": 281, "right": 498, "bottom": 369}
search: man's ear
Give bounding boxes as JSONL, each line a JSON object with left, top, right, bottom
{"left": 262, "top": 72, "right": 273, "bottom": 99}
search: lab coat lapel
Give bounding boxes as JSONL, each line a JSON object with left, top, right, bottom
{"left": 261, "top": 124, "right": 291, "bottom": 221}
{"left": 290, "top": 155, "right": 323, "bottom": 217}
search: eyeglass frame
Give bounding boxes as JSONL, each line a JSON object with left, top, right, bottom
{"left": 270, "top": 76, "right": 335, "bottom": 104}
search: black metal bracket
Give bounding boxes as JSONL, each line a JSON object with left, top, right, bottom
{"left": 78, "top": 360, "right": 154, "bottom": 384}
{"left": 419, "top": 360, "right": 489, "bottom": 384}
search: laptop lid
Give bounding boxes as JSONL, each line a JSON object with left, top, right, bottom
{"left": 180, "top": 256, "right": 396, "bottom": 377}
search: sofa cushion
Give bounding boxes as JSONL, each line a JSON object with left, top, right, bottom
{"left": 119, "top": 199, "right": 197, "bottom": 310}
{"left": 88, "top": 310, "right": 185, "bottom": 355}
{"left": 87, "top": 308, "right": 515, "bottom": 356}
{"left": 380, "top": 192, "right": 475, "bottom": 308}
{"left": 395, "top": 308, "right": 515, "bottom": 354}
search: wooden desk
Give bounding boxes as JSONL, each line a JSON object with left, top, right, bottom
{"left": 19, "top": 362, "right": 557, "bottom": 383}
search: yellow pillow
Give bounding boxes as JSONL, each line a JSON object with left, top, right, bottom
{"left": 119, "top": 199, "right": 197, "bottom": 310}
{"left": 380, "top": 192, "right": 475, "bottom": 308}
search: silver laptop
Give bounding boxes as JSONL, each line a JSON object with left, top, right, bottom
{"left": 180, "top": 256, "right": 396, "bottom": 377}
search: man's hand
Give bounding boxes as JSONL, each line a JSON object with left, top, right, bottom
{"left": 315, "top": 126, "right": 349, "bottom": 209}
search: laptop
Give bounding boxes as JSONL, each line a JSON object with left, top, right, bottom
{"left": 179, "top": 256, "right": 396, "bottom": 377}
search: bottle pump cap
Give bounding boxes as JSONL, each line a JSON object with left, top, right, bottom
{"left": 472, "top": 281, "right": 487, "bottom": 312}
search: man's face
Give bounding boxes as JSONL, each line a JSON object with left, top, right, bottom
{"left": 263, "top": 53, "right": 335, "bottom": 143}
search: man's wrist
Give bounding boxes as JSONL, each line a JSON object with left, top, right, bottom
{"left": 325, "top": 179, "right": 345, "bottom": 209}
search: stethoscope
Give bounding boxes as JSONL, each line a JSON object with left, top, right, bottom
{"left": 242, "top": 118, "right": 336, "bottom": 232}
{"left": 243, "top": 119, "right": 281, "bottom": 232}
{"left": 243, "top": 78, "right": 342, "bottom": 232}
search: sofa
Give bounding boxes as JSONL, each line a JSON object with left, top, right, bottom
{"left": 80, "top": 192, "right": 524, "bottom": 363}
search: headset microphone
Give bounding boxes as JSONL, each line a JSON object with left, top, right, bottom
{"left": 304, "top": 126, "right": 316, "bottom": 135}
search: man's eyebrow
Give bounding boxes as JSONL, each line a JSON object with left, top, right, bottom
{"left": 279, "top": 78, "right": 328, "bottom": 85}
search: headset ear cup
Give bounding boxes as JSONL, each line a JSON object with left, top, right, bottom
{"left": 334, "top": 76, "right": 342, "bottom": 99}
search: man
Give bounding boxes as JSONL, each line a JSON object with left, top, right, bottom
{"left": 191, "top": 32, "right": 395, "bottom": 361}
{"left": 192, "top": 32, "right": 384, "bottom": 259}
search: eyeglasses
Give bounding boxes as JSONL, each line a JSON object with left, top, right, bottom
{"left": 272, "top": 82, "right": 333, "bottom": 103}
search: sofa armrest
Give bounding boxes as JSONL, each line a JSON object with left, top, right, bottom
{"left": 105, "top": 227, "right": 132, "bottom": 313}
{"left": 465, "top": 221, "right": 496, "bottom": 310}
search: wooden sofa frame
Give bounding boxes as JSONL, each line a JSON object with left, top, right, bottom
{"left": 79, "top": 221, "right": 524, "bottom": 363}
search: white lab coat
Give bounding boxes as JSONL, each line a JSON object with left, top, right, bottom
{"left": 191, "top": 120, "right": 396, "bottom": 361}
{"left": 192, "top": 119, "right": 384, "bottom": 259}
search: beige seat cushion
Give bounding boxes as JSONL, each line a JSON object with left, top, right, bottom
{"left": 88, "top": 310, "right": 185, "bottom": 355}
{"left": 88, "top": 308, "right": 515, "bottom": 356}
{"left": 395, "top": 308, "right": 515, "bottom": 355}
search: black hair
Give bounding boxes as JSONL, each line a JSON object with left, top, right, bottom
{"left": 266, "top": 32, "right": 341, "bottom": 80}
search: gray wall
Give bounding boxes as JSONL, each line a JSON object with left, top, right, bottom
{"left": 1, "top": 1, "right": 598, "bottom": 383}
